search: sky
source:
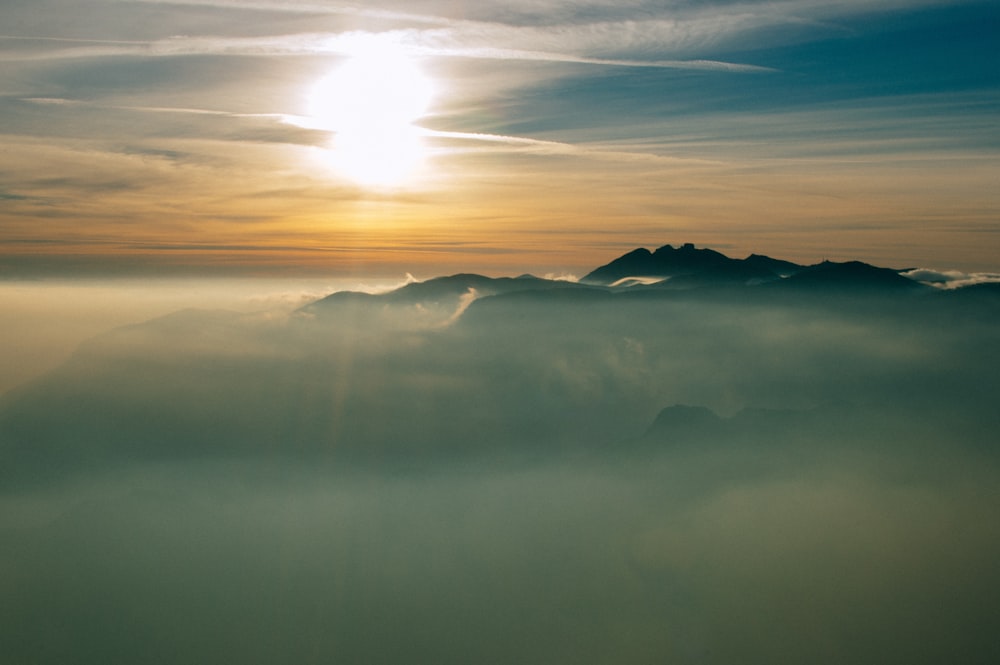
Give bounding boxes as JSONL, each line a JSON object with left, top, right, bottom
{"left": 1, "top": 0, "right": 998, "bottom": 278}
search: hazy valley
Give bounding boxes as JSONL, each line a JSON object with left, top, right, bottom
{"left": 2, "top": 244, "right": 998, "bottom": 664}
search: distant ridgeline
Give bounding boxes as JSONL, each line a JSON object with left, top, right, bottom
{"left": 303, "top": 242, "right": 991, "bottom": 319}
{"left": 1, "top": 242, "right": 998, "bottom": 477}
{"left": 578, "top": 242, "right": 921, "bottom": 290}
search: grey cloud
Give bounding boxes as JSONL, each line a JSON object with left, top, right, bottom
{"left": 120, "top": 0, "right": 957, "bottom": 26}
{"left": 903, "top": 267, "right": 1000, "bottom": 288}
{"left": 1, "top": 28, "right": 771, "bottom": 72}
{"left": 1, "top": 271, "right": 999, "bottom": 663}
{"left": 3, "top": 274, "right": 997, "bottom": 468}
{"left": 0, "top": 96, "right": 326, "bottom": 209}
{"left": 1, "top": 0, "right": 962, "bottom": 66}
{"left": 1, "top": 412, "right": 997, "bottom": 664}
{"left": 0, "top": 0, "right": 353, "bottom": 43}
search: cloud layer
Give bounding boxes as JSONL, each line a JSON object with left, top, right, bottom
{"left": 1, "top": 274, "right": 998, "bottom": 663}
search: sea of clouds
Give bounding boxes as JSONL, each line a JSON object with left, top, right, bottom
{"left": 1, "top": 276, "right": 998, "bottom": 664}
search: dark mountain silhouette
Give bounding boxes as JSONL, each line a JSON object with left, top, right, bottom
{"left": 288, "top": 247, "right": 992, "bottom": 331}
{"left": 769, "top": 260, "right": 926, "bottom": 292}
{"left": 303, "top": 273, "right": 597, "bottom": 318}
{"left": 578, "top": 244, "right": 959, "bottom": 296}
{"left": 579, "top": 247, "right": 658, "bottom": 284}
{"left": 742, "top": 253, "right": 803, "bottom": 277}
{"left": 641, "top": 404, "right": 725, "bottom": 443}
{"left": 581, "top": 243, "right": 801, "bottom": 286}
{"left": 933, "top": 281, "right": 1000, "bottom": 301}
{"left": 636, "top": 401, "right": 931, "bottom": 452}
{"left": 2, "top": 241, "right": 998, "bottom": 484}
{"left": 386, "top": 274, "right": 546, "bottom": 303}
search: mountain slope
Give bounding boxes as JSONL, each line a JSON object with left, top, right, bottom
{"left": 581, "top": 243, "right": 800, "bottom": 286}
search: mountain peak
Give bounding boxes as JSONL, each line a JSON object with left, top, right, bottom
{"left": 641, "top": 404, "right": 724, "bottom": 443}
{"left": 578, "top": 244, "right": 936, "bottom": 292}
{"left": 775, "top": 260, "right": 925, "bottom": 292}
{"left": 581, "top": 243, "right": 787, "bottom": 286}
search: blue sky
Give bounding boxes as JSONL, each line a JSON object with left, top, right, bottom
{"left": 0, "top": 0, "right": 998, "bottom": 276}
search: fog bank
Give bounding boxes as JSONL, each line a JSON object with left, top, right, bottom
{"left": 1, "top": 273, "right": 998, "bottom": 663}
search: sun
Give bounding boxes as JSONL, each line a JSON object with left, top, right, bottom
{"left": 307, "top": 44, "right": 435, "bottom": 187}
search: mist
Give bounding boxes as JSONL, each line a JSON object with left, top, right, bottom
{"left": 1, "top": 272, "right": 998, "bottom": 664}
{"left": 0, "top": 276, "right": 402, "bottom": 395}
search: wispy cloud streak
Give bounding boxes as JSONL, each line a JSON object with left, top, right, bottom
{"left": 23, "top": 96, "right": 289, "bottom": 120}
{"left": 421, "top": 129, "right": 720, "bottom": 166}
{"left": 0, "top": 28, "right": 771, "bottom": 72}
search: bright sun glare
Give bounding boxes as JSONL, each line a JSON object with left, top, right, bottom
{"left": 308, "top": 44, "right": 435, "bottom": 187}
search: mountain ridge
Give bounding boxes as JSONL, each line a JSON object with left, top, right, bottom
{"left": 581, "top": 242, "right": 794, "bottom": 285}
{"left": 303, "top": 243, "right": 949, "bottom": 317}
